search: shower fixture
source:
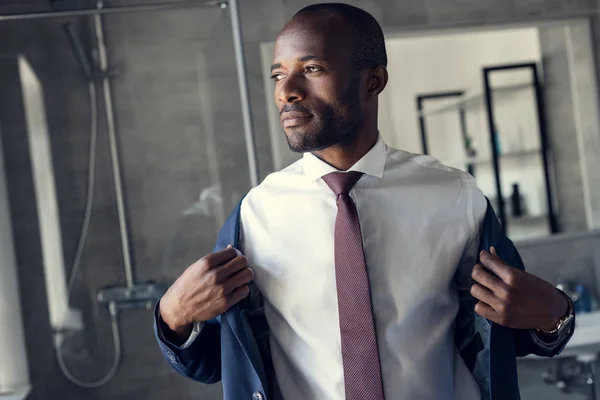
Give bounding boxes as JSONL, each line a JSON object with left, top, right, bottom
{"left": 3, "top": 0, "right": 257, "bottom": 390}
{"left": 50, "top": 0, "right": 169, "bottom": 389}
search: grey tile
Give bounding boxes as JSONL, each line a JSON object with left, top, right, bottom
{"left": 380, "top": 0, "right": 429, "bottom": 29}
{"left": 425, "top": 0, "right": 514, "bottom": 26}
{"left": 0, "top": 10, "right": 247, "bottom": 400}
{"left": 511, "top": 0, "right": 568, "bottom": 18}
{"left": 517, "top": 234, "right": 599, "bottom": 293}
{"left": 240, "top": 0, "right": 287, "bottom": 41}
{"left": 3, "top": 1, "right": 600, "bottom": 399}
{"left": 562, "top": 0, "right": 597, "bottom": 14}
{"left": 106, "top": 7, "right": 224, "bottom": 48}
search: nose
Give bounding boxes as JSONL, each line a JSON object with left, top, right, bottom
{"left": 276, "top": 73, "right": 306, "bottom": 105}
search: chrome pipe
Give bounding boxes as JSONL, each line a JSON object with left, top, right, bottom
{"left": 93, "top": 1, "right": 134, "bottom": 289}
{"left": 63, "top": 22, "right": 93, "bottom": 80}
{"left": 0, "top": 0, "right": 223, "bottom": 22}
{"left": 228, "top": 0, "right": 259, "bottom": 187}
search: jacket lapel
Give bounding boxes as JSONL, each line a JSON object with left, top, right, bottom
{"left": 214, "top": 198, "right": 270, "bottom": 393}
{"left": 477, "top": 199, "right": 522, "bottom": 400}
{"left": 221, "top": 197, "right": 523, "bottom": 399}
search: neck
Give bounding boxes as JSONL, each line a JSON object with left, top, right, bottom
{"left": 312, "top": 128, "right": 378, "bottom": 171}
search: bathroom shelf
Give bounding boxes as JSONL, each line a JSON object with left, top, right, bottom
{"left": 416, "top": 62, "right": 558, "bottom": 238}
{"left": 418, "top": 82, "right": 532, "bottom": 118}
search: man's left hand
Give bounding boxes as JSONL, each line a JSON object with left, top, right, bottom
{"left": 471, "top": 247, "right": 569, "bottom": 331}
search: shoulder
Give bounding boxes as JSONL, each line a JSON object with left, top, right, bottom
{"left": 261, "top": 158, "right": 306, "bottom": 187}
{"left": 242, "top": 158, "right": 307, "bottom": 209}
{"left": 386, "top": 147, "right": 474, "bottom": 187}
{"left": 385, "top": 146, "right": 487, "bottom": 221}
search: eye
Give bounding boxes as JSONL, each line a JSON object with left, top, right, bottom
{"left": 270, "top": 73, "right": 285, "bottom": 82}
{"left": 306, "top": 65, "right": 323, "bottom": 74}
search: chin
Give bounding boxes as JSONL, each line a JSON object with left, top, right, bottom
{"left": 285, "top": 131, "right": 333, "bottom": 153}
{"left": 283, "top": 127, "right": 309, "bottom": 151}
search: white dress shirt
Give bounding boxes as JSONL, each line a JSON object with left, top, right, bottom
{"left": 238, "top": 135, "right": 486, "bottom": 399}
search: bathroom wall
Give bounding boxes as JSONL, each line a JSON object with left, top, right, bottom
{"left": 0, "top": 0, "right": 599, "bottom": 399}
{"left": 0, "top": 10, "right": 234, "bottom": 400}
{"left": 516, "top": 231, "right": 600, "bottom": 400}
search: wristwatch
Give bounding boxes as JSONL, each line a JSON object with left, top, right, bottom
{"left": 537, "top": 289, "right": 575, "bottom": 338}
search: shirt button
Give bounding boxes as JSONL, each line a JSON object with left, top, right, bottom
{"left": 167, "top": 351, "right": 178, "bottom": 365}
{"left": 252, "top": 391, "right": 264, "bottom": 400}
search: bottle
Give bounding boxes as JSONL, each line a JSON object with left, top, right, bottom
{"left": 575, "top": 284, "right": 592, "bottom": 314}
{"left": 511, "top": 183, "right": 523, "bottom": 217}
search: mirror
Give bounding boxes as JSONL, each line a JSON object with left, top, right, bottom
{"left": 261, "top": 19, "right": 600, "bottom": 242}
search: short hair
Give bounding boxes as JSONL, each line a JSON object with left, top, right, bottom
{"left": 294, "top": 3, "right": 387, "bottom": 68}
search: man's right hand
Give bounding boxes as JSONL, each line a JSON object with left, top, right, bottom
{"left": 159, "top": 247, "right": 254, "bottom": 342}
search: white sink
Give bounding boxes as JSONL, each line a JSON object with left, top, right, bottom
{"left": 554, "top": 310, "right": 600, "bottom": 358}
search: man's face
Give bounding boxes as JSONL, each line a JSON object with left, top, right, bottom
{"left": 271, "top": 17, "right": 363, "bottom": 153}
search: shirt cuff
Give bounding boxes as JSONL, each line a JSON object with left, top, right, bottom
{"left": 180, "top": 321, "right": 204, "bottom": 349}
{"left": 529, "top": 316, "right": 574, "bottom": 349}
{"left": 533, "top": 329, "right": 561, "bottom": 346}
{"left": 156, "top": 306, "right": 204, "bottom": 350}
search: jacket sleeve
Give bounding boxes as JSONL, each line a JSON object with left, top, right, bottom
{"left": 153, "top": 197, "right": 247, "bottom": 383}
{"left": 153, "top": 302, "right": 222, "bottom": 383}
{"left": 481, "top": 202, "right": 575, "bottom": 358}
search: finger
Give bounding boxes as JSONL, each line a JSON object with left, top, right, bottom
{"left": 224, "top": 267, "right": 255, "bottom": 294}
{"left": 490, "top": 246, "right": 497, "bottom": 256}
{"left": 471, "top": 264, "right": 506, "bottom": 294}
{"left": 470, "top": 283, "right": 501, "bottom": 309}
{"left": 226, "top": 285, "right": 251, "bottom": 309}
{"left": 479, "top": 250, "right": 514, "bottom": 283}
{"left": 203, "top": 247, "right": 239, "bottom": 268}
{"left": 474, "top": 301, "right": 500, "bottom": 321}
{"left": 216, "top": 255, "right": 250, "bottom": 280}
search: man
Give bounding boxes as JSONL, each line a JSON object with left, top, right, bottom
{"left": 155, "top": 4, "right": 574, "bottom": 400}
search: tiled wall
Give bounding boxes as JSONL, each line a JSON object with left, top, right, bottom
{"left": 516, "top": 231, "right": 600, "bottom": 400}
{"left": 1, "top": 0, "right": 600, "bottom": 399}
{"left": 538, "top": 25, "right": 588, "bottom": 232}
{"left": 517, "top": 232, "right": 600, "bottom": 296}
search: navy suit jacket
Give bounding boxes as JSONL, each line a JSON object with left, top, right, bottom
{"left": 154, "top": 199, "right": 573, "bottom": 400}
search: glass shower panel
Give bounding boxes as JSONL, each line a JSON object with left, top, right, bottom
{"left": 97, "top": 7, "right": 247, "bottom": 398}
{"left": 0, "top": 5, "right": 249, "bottom": 399}
{"left": 105, "top": 7, "right": 243, "bottom": 274}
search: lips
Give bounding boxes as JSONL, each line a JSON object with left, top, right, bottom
{"left": 281, "top": 111, "right": 313, "bottom": 128}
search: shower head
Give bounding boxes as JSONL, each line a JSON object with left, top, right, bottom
{"left": 63, "top": 22, "right": 93, "bottom": 81}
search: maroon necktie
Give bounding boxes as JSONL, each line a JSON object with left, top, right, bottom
{"left": 322, "top": 171, "right": 385, "bottom": 400}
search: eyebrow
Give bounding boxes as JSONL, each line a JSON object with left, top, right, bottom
{"left": 298, "top": 55, "right": 327, "bottom": 63}
{"left": 270, "top": 55, "right": 328, "bottom": 72}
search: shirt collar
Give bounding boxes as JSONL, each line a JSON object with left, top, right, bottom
{"left": 302, "top": 134, "right": 387, "bottom": 183}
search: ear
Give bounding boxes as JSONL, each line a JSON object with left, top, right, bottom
{"left": 367, "top": 66, "right": 388, "bottom": 96}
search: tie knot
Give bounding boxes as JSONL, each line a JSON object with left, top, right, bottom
{"left": 322, "top": 171, "right": 363, "bottom": 196}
